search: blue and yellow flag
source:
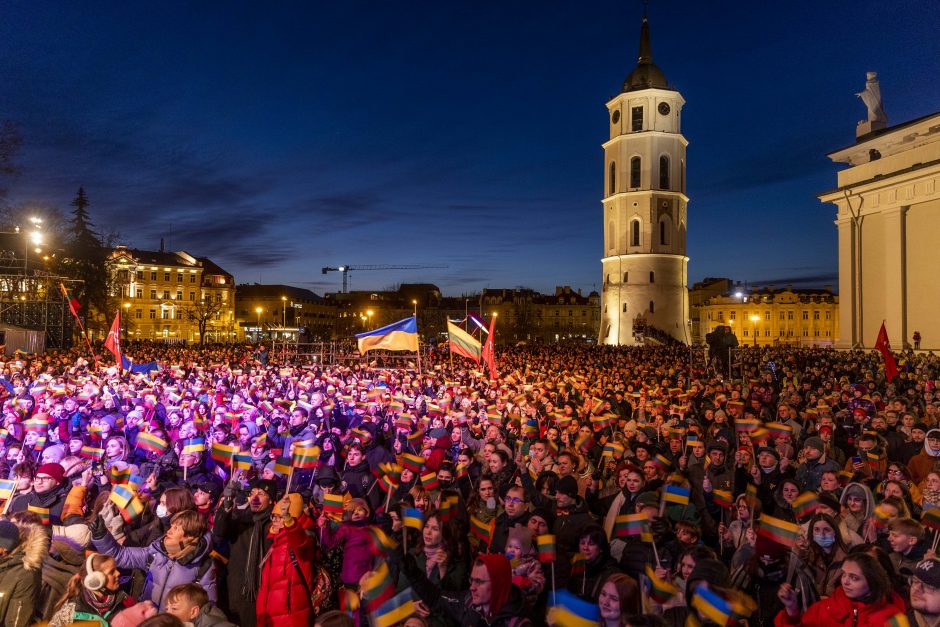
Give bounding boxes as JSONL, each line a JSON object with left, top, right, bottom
{"left": 356, "top": 316, "right": 419, "bottom": 353}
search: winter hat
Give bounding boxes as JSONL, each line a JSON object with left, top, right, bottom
{"left": 263, "top": 460, "right": 283, "bottom": 477}
{"left": 843, "top": 483, "right": 867, "bottom": 502}
{"left": 817, "top": 492, "right": 841, "bottom": 514}
{"left": 345, "top": 498, "right": 370, "bottom": 516}
{"left": 506, "top": 526, "right": 533, "bottom": 553}
{"left": 0, "top": 521, "right": 19, "bottom": 552}
{"left": 36, "top": 463, "right": 66, "bottom": 484}
{"left": 555, "top": 475, "right": 580, "bottom": 499}
{"left": 250, "top": 479, "right": 278, "bottom": 503}
{"left": 476, "top": 553, "right": 512, "bottom": 616}
{"left": 706, "top": 441, "right": 728, "bottom": 455}
{"left": 926, "top": 430, "right": 940, "bottom": 457}
{"left": 316, "top": 466, "right": 339, "bottom": 487}
{"left": 529, "top": 506, "right": 556, "bottom": 529}
{"left": 803, "top": 437, "right": 826, "bottom": 454}
{"left": 685, "top": 558, "right": 729, "bottom": 604}
{"left": 636, "top": 491, "right": 660, "bottom": 508}
{"left": 193, "top": 481, "right": 221, "bottom": 501}
{"left": 757, "top": 447, "right": 780, "bottom": 462}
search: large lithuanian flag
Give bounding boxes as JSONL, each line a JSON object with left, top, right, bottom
{"left": 447, "top": 321, "right": 481, "bottom": 363}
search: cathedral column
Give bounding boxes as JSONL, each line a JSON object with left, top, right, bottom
{"left": 882, "top": 206, "right": 907, "bottom": 348}
{"left": 836, "top": 216, "right": 857, "bottom": 348}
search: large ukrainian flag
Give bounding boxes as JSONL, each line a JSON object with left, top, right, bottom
{"left": 356, "top": 316, "right": 419, "bottom": 353}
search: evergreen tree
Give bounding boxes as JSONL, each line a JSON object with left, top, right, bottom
{"left": 52, "top": 187, "right": 115, "bottom": 333}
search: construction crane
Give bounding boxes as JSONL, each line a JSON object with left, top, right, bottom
{"left": 321, "top": 264, "right": 448, "bottom": 293}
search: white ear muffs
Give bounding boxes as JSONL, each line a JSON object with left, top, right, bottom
{"left": 84, "top": 553, "right": 107, "bottom": 591}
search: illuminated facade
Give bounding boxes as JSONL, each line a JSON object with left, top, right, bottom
{"left": 819, "top": 107, "right": 940, "bottom": 350}
{"left": 599, "top": 16, "right": 689, "bottom": 345}
{"left": 108, "top": 246, "right": 235, "bottom": 342}
{"left": 700, "top": 287, "right": 839, "bottom": 347}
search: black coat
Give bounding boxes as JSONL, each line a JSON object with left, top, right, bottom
{"left": 212, "top": 502, "right": 272, "bottom": 627}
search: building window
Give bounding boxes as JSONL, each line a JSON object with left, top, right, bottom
{"left": 150, "top": 289, "right": 156, "bottom": 299}
{"left": 135, "top": 309, "right": 142, "bottom": 319}
{"left": 177, "top": 273, "right": 182, "bottom": 283}
{"left": 649, "top": 300, "right": 655, "bottom": 313}
{"left": 162, "top": 290, "right": 169, "bottom": 300}
{"left": 649, "top": 271, "right": 655, "bottom": 283}
{"left": 765, "top": 311, "right": 771, "bottom": 320}
{"left": 802, "top": 311, "right": 808, "bottom": 320}
{"left": 765, "top": 328, "right": 770, "bottom": 337}
{"left": 788, "top": 311, "right": 793, "bottom": 320}
{"left": 189, "top": 291, "right": 195, "bottom": 301}
{"left": 622, "top": 303, "right": 627, "bottom": 313}
{"left": 605, "top": 274, "right": 610, "bottom": 284}
{"left": 730, "top": 311, "right": 736, "bottom": 320}
{"left": 802, "top": 329, "right": 809, "bottom": 337}
{"left": 605, "top": 324, "right": 611, "bottom": 338}
{"left": 190, "top": 274, "right": 196, "bottom": 283}
{"left": 136, "top": 288, "right": 142, "bottom": 299}
{"left": 609, "top": 162, "right": 616, "bottom": 196}
{"left": 779, "top": 329, "right": 785, "bottom": 336}
{"left": 623, "top": 272, "right": 628, "bottom": 282}
{"left": 150, "top": 271, "right": 157, "bottom": 281}
{"left": 659, "top": 220, "right": 666, "bottom": 245}
{"left": 744, "top": 329, "right": 749, "bottom": 337}
{"left": 149, "top": 310, "right": 156, "bottom": 319}
{"left": 659, "top": 155, "right": 669, "bottom": 189}
{"left": 162, "top": 310, "right": 169, "bottom": 319}
{"left": 176, "top": 291, "right": 182, "bottom": 301}
{"left": 813, "top": 311, "right": 820, "bottom": 320}
{"left": 718, "top": 311, "right": 724, "bottom": 321}
{"left": 825, "top": 311, "right": 831, "bottom": 320}
{"left": 631, "top": 106, "right": 643, "bottom": 132}
{"left": 608, "top": 221, "right": 615, "bottom": 251}
{"left": 780, "top": 312, "right": 785, "bottom": 320}
{"left": 630, "top": 157, "right": 641, "bottom": 188}
{"left": 164, "top": 273, "right": 170, "bottom": 281}
{"left": 631, "top": 220, "right": 640, "bottom": 246}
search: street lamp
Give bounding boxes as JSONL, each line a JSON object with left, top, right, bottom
{"left": 749, "top": 314, "right": 760, "bottom": 347}
{"left": 367, "top": 309, "right": 374, "bottom": 327}
{"left": 411, "top": 299, "right": 417, "bottom": 318}
{"left": 281, "top": 296, "right": 287, "bottom": 328}
{"left": 255, "top": 307, "right": 263, "bottom": 342}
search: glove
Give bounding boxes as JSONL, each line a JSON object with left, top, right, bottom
{"left": 223, "top": 480, "right": 238, "bottom": 499}
{"left": 650, "top": 516, "right": 671, "bottom": 538}
{"left": 88, "top": 514, "right": 108, "bottom": 540}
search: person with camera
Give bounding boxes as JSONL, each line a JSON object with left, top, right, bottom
{"left": 212, "top": 479, "right": 276, "bottom": 627}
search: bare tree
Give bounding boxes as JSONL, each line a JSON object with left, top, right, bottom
{"left": 179, "top": 297, "right": 227, "bottom": 344}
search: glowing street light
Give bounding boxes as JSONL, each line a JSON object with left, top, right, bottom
{"left": 255, "top": 307, "right": 263, "bottom": 342}
{"left": 750, "top": 314, "right": 760, "bottom": 346}
{"left": 411, "top": 299, "right": 417, "bottom": 318}
{"left": 281, "top": 296, "right": 287, "bottom": 327}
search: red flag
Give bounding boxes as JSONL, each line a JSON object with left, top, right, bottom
{"left": 875, "top": 322, "right": 898, "bottom": 383}
{"left": 482, "top": 313, "right": 497, "bottom": 380}
{"left": 58, "top": 282, "right": 81, "bottom": 318}
{"left": 104, "top": 311, "right": 122, "bottom": 366}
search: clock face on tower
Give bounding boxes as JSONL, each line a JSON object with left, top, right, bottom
{"left": 611, "top": 110, "right": 621, "bottom": 124}
{"left": 658, "top": 102, "right": 671, "bottom": 116}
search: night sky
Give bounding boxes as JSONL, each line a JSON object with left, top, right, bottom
{"left": 1, "top": 1, "right": 938, "bottom": 296}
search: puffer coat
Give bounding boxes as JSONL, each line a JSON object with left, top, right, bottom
{"left": 257, "top": 514, "right": 317, "bottom": 627}
{"left": 93, "top": 530, "right": 216, "bottom": 611}
{"left": 0, "top": 523, "right": 47, "bottom": 627}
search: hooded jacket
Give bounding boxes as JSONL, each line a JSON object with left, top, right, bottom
{"left": 906, "top": 429, "right": 940, "bottom": 484}
{"left": 838, "top": 482, "right": 875, "bottom": 537}
{"left": 257, "top": 514, "right": 317, "bottom": 627}
{"left": 0, "top": 523, "right": 47, "bottom": 627}
{"left": 39, "top": 537, "right": 84, "bottom": 620}
{"left": 319, "top": 518, "right": 375, "bottom": 586}
{"left": 402, "top": 552, "right": 533, "bottom": 627}
{"left": 774, "top": 585, "right": 906, "bottom": 627}
{"left": 92, "top": 529, "right": 217, "bottom": 611}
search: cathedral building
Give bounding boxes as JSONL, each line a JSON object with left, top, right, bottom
{"left": 599, "top": 16, "right": 689, "bottom": 345}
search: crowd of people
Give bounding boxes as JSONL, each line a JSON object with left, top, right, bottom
{"left": 0, "top": 339, "right": 936, "bottom": 627}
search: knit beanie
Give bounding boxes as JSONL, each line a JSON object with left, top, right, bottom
{"left": 803, "top": 437, "right": 825, "bottom": 454}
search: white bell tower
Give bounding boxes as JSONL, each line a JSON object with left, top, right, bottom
{"left": 599, "top": 15, "right": 690, "bottom": 345}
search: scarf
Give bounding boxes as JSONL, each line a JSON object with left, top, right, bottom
{"left": 164, "top": 536, "right": 199, "bottom": 562}
{"left": 81, "top": 587, "right": 118, "bottom": 616}
{"left": 242, "top": 508, "right": 271, "bottom": 601}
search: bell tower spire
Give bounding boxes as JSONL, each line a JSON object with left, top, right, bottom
{"left": 599, "top": 11, "right": 690, "bottom": 345}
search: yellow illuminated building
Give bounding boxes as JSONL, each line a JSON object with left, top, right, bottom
{"left": 108, "top": 246, "right": 235, "bottom": 343}
{"left": 700, "top": 287, "right": 839, "bottom": 347}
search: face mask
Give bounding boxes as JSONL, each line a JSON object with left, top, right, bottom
{"left": 813, "top": 533, "right": 835, "bottom": 549}
{"left": 486, "top": 497, "right": 497, "bottom": 510}
{"left": 156, "top": 504, "right": 169, "bottom": 519}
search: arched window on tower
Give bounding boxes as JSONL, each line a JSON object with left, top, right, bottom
{"left": 650, "top": 300, "right": 655, "bottom": 313}
{"left": 630, "top": 157, "right": 641, "bottom": 188}
{"left": 630, "top": 220, "right": 640, "bottom": 247}
{"left": 609, "top": 162, "right": 616, "bottom": 196}
{"left": 659, "top": 221, "right": 666, "bottom": 246}
{"left": 659, "top": 155, "right": 670, "bottom": 189}
{"left": 607, "top": 221, "right": 615, "bottom": 253}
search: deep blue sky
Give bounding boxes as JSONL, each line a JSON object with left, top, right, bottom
{"left": 1, "top": 1, "right": 938, "bottom": 296}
